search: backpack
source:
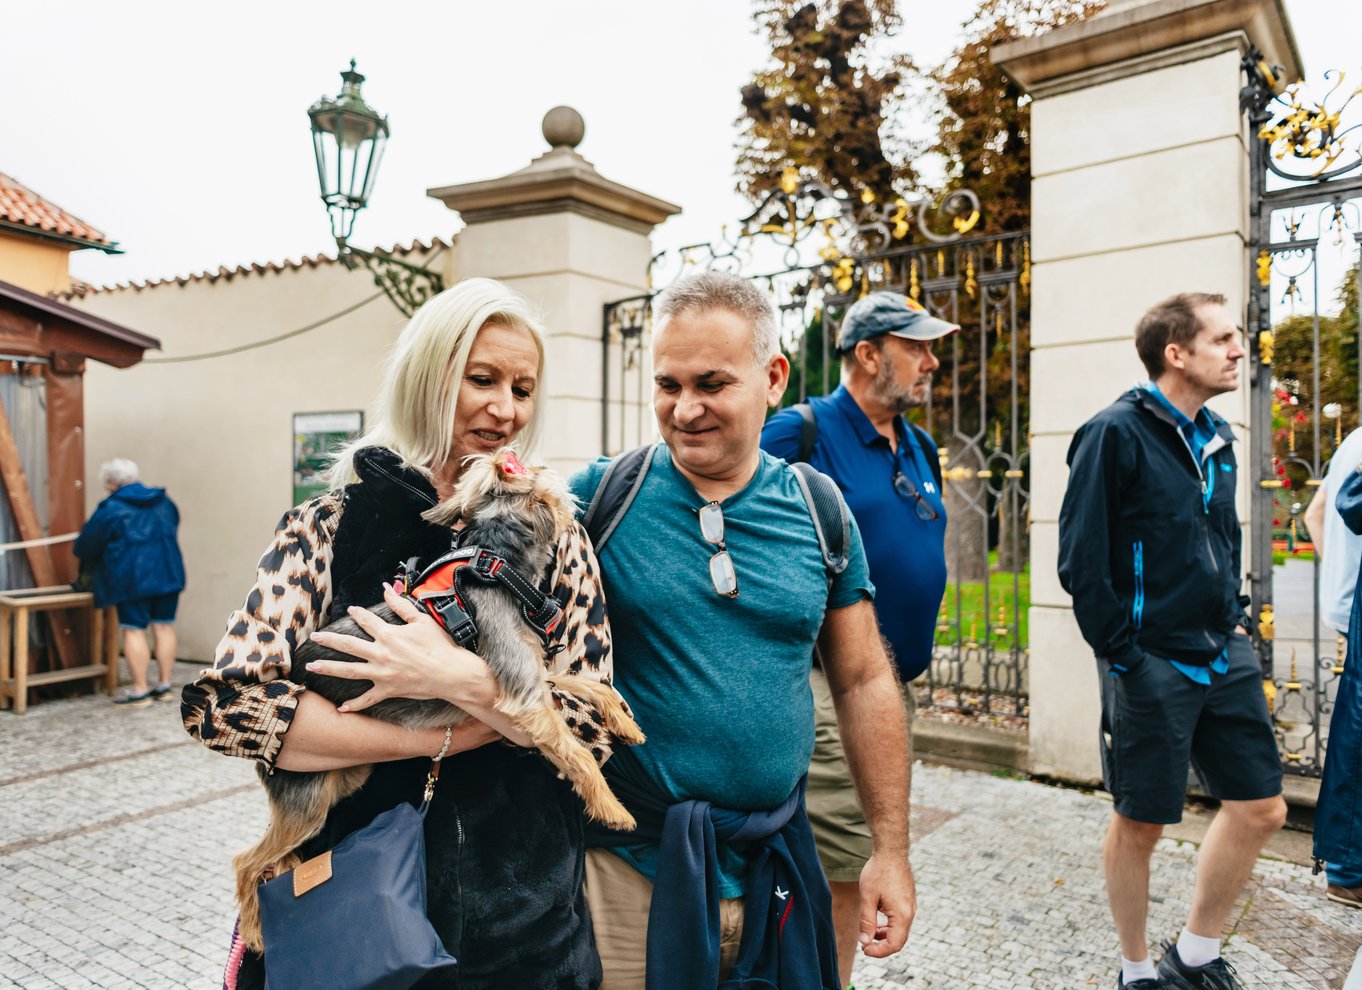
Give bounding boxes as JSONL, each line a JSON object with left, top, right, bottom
{"left": 580, "top": 443, "right": 850, "bottom": 580}
{"left": 790, "top": 402, "right": 943, "bottom": 491}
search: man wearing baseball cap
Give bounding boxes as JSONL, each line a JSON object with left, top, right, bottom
{"left": 762, "top": 289, "right": 958, "bottom": 988}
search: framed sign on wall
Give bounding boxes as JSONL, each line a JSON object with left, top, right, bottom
{"left": 293, "top": 411, "right": 363, "bottom": 505}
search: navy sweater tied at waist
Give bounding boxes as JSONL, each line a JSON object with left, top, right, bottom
{"left": 586, "top": 762, "right": 839, "bottom": 990}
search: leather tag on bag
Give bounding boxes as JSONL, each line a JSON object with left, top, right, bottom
{"left": 293, "top": 850, "right": 333, "bottom": 897}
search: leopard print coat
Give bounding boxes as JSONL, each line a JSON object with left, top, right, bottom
{"left": 181, "top": 485, "right": 625, "bottom": 771}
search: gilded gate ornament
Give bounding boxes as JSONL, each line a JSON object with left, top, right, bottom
{"left": 600, "top": 175, "right": 1028, "bottom": 723}
{"left": 1257, "top": 73, "right": 1362, "bottom": 181}
{"left": 1258, "top": 330, "right": 1275, "bottom": 365}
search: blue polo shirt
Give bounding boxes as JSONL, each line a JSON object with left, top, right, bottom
{"left": 762, "top": 385, "right": 947, "bottom": 679}
{"left": 1140, "top": 381, "right": 1231, "bottom": 686}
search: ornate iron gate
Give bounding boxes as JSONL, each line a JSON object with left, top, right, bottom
{"left": 602, "top": 180, "right": 1031, "bottom": 720}
{"left": 1244, "top": 54, "right": 1362, "bottom": 775}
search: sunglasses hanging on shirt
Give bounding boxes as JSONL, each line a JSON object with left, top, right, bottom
{"left": 698, "top": 501, "right": 739, "bottom": 598}
{"left": 893, "top": 471, "right": 940, "bottom": 522}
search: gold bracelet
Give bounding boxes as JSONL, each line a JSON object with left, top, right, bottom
{"left": 424, "top": 725, "right": 455, "bottom": 803}
{"left": 434, "top": 723, "right": 454, "bottom": 762}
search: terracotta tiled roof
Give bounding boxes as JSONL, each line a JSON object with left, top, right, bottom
{"left": 61, "top": 236, "right": 449, "bottom": 298}
{"left": 0, "top": 172, "right": 119, "bottom": 252}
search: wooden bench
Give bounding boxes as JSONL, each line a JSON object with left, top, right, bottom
{"left": 0, "top": 586, "right": 119, "bottom": 714}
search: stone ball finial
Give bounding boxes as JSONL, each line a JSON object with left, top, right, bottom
{"left": 542, "top": 106, "right": 585, "bottom": 150}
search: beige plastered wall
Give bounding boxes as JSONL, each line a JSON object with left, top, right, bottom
{"left": 1027, "top": 42, "right": 1253, "bottom": 783}
{"left": 72, "top": 216, "right": 653, "bottom": 662}
{"left": 0, "top": 231, "right": 74, "bottom": 295}
{"left": 452, "top": 210, "right": 655, "bottom": 477}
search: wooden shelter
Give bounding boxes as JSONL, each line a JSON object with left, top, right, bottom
{"left": 0, "top": 277, "right": 158, "bottom": 688}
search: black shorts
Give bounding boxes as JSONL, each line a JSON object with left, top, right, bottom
{"left": 1098, "top": 632, "right": 1283, "bottom": 824}
{"left": 116, "top": 592, "right": 179, "bottom": 630}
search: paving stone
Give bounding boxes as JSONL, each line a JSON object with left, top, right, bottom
{"left": 2, "top": 671, "right": 1357, "bottom": 988}
{"left": 850, "top": 764, "right": 1362, "bottom": 989}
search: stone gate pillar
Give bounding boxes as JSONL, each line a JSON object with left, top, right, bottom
{"left": 994, "top": 0, "right": 1301, "bottom": 782}
{"left": 428, "top": 108, "right": 680, "bottom": 477}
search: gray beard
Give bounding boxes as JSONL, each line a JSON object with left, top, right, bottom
{"left": 871, "top": 355, "right": 929, "bottom": 414}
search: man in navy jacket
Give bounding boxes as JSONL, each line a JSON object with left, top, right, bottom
{"left": 1058, "top": 293, "right": 1285, "bottom": 990}
{"left": 75, "top": 458, "right": 185, "bottom": 707}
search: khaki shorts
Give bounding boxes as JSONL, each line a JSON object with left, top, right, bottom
{"left": 806, "top": 665, "right": 915, "bottom": 882}
{"left": 584, "top": 848, "right": 744, "bottom": 990}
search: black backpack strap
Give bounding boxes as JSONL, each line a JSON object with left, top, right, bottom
{"left": 792, "top": 402, "right": 818, "bottom": 464}
{"left": 789, "top": 462, "right": 850, "bottom": 578}
{"left": 580, "top": 444, "right": 659, "bottom": 554}
{"left": 906, "top": 422, "right": 943, "bottom": 490}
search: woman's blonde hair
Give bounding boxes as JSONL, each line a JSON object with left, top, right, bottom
{"left": 327, "top": 278, "right": 547, "bottom": 488}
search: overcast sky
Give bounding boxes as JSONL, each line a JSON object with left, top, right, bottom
{"left": 1, "top": 0, "right": 1352, "bottom": 288}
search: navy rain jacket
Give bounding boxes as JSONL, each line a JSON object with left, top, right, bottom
{"left": 1058, "top": 388, "right": 1247, "bottom": 669}
{"left": 74, "top": 482, "right": 185, "bottom": 607}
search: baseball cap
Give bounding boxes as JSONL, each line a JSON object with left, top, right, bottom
{"left": 836, "top": 291, "right": 961, "bottom": 353}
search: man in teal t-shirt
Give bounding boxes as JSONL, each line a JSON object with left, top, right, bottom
{"left": 572, "top": 272, "right": 916, "bottom": 989}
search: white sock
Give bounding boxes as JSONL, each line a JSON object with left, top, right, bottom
{"left": 1177, "top": 928, "right": 1222, "bottom": 968}
{"left": 1122, "top": 956, "right": 1158, "bottom": 984}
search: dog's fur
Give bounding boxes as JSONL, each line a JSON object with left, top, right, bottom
{"left": 232, "top": 448, "right": 643, "bottom": 952}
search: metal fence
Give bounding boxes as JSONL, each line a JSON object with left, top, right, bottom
{"left": 1244, "top": 53, "right": 1362, "bottom": 775}
{"left": 602, "top": 198, "right": 1031, "bottom": 720}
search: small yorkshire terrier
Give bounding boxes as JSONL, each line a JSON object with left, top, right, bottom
{"left": 232, "top": 448, "right": 643, "bottom": 952}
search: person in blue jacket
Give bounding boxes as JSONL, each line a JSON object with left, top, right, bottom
{"left": 1315, "top": 462, "right": 1362, "bottom": 909}
{"left": 1058, "top": 292, "right": 1285, "bottom": 990}
{"left": 762, "top": 290, "right": 954, "bottom": 989}
{"left": 74, "top": 458, "right": 185, "bottom": 708}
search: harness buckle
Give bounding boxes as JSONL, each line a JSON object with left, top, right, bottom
{"left": 425, "top": 592, "right": 479, "bottom": 649}
{"left": 470, "top": 549, "right": 504, "bottom": 580}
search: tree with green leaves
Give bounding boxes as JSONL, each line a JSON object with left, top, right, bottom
{"left": 1271, "top": 262, "right": 1361, "bottom": 480}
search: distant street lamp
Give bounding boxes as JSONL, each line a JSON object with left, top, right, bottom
{"left": 307, "top": 61, "right": 443, "bottom": 316}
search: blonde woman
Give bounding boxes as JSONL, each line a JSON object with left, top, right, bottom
{"left": 184, "top": 278, "right": 625, "bottom": 990}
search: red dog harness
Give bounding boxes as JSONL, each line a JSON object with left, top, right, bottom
{"left": 397, "top": 545, "right": 563, "bottom": 652}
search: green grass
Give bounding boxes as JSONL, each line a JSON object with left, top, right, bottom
{"left": 936, "top": 554, "right": 1030, "bottom": 651}
{"left": 1274, "top": 549, "right": 1316, "bottom": 565}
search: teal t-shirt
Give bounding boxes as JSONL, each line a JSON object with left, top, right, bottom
{"left": 570, "top": 446, "right": 874, "bottom": 897}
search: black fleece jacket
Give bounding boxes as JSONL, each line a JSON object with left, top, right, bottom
{"left": 1058, "top": 388, "right": 1248, "bottom": 669}
{"left": 236, "top": 447, "right": 600, "bottom": 990}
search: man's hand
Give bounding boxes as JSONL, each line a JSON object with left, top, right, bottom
{"left": 818, "top": 600, "right": 915, "bottom": 958}
{"left": 857, "top": 852, "right": 917, "bottom": 957}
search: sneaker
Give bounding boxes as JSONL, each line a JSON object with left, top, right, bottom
{"left": 1328, "top": 883, "right": 1362, "bottom": 908}
{"left": 1118, "top": 975, "right": 1166, "bottom": 989}
{"left": 1158, "top": 941, "right": 1242, "bottom": 990}
{"left": 113, "top": 688, "right": 153, "bottom": 709}
{"left": 151, "top": 682, "right": 175, "bottom": 702}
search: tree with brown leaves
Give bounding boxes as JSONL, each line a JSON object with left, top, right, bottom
{"left": 737, "top": 0, "right": 918, "bottom": 209}
{"left": 926, "top": 0, "right": 1105, "bottom": 233}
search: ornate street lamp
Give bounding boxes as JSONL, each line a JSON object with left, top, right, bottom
{"left": 308, "top": 60, "right": 443, "bottom": 316}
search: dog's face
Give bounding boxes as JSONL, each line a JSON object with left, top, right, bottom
{"left": 424, "top": 447, "right": 577, "bottom": 546}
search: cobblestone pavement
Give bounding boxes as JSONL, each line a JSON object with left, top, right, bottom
{"left": 2, "top": 671, "right": 1358, "bottom": 989}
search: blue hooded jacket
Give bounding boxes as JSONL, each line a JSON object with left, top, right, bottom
{"left": 73, "top": 483, "right": 185, "bottom": 607}
{"left": 1316, "top": 466, "right": 1362, "bottom": 877}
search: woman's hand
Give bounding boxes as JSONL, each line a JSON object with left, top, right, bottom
{"left": 304, "top": 584, "right": 536, "bottom": 748}
{"left": 306, "top": 583, "right": 495, "bottom": 713}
